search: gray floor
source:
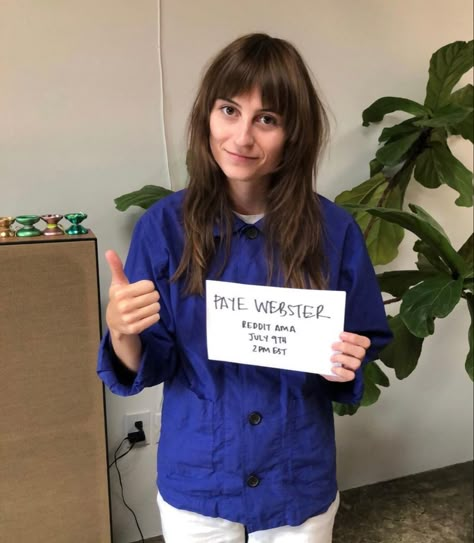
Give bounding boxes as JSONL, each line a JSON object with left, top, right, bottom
{"left": 333, "top": 461, "right": 473, "bottom": 543}
{"left": 139, "top": 461, "right": 473, "bottom": 543}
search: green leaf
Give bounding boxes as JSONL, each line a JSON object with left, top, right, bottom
{"left": 335, "top": 173, "right": 387, "bottom": 206}
{"left": 379, "top": 119, "right": 422, "bottom": 143}
{"left": 418, "top": 142, "right": 473, "bottom": 206}
{"left": 332, "top": 402, "right": 359, "bottom": 416}
{"left": 413, "top": 103, "right": 473, "bottom": 128}
{"left": 333, "top": 362, "right": 391, "bottom": 415}
{"left": 430, "top": 128, "right": 450, "bottom": 143}
{"left": 425, "top": 40, "right": 474, "bottom": 110}
{"left": 345, "top": 204, "right": 467, "bottom": 276}
{"left": 416, "top": 249, "right": 437, "bottom": 273}
{"left": 370, "top": 158, "right": 384, "bottom": 176}
{"left": 408, "top": 203, "right": 449, "bottom": 237}
{"left": 336, "top": 174, "right": 405, "bottom": 263}
{"left": 414, "top": 147, "right": 443, "bottom": 188}
{"left": 340, "top": 162, "right": 418, "bottom": 266}
{"left": 448, "top": 84, "right": 474, "bottom": 142}
{"left": 414, "top": 130, "right": 474, "bottom": 202}
{"left": 466, "top": 293, "right": 474, "bottom": 380}
{"left": 359, "top": 185, "right": 405, "bottom": 265}
{"left": 390, "top": 158, "right": 416, "bottom": 198}
{"left": 362, "top": 97, "right": 429, "bottom": 126}
{"left": 463, "top": 234, "right": 474, "bottom": 288}
{"left": 114, "top": 185, "right": 174, "bottom": 211}
{"left": 400, "top": 275, "right": 464, "bottom": 337}
{"left": 414, "top": 240, "right": 451, "bottom": 275}
{"left": 379, "top": 314, "right": 424, "bottom": 379}
{"left": 376, "top": 131, "right": 422, "bottom": 167}
{"left": 360, "top": 362, "right": 390, "bottom": 406}
{"left": 458, "top": 233, "right": 473, "bottom": 269}
{"left": 336, "top": 174, "right": 405, "bottom": 265}
{"left": 377, "top": 270, "right": 436, "bottom": 297}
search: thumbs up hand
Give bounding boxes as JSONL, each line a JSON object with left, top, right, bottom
{"left": 105, "top": 250, "right": 161, "bottom": 338}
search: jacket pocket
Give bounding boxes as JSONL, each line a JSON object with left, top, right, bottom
{"left": 159, "top": 379, "right": 215, "bottom": 479}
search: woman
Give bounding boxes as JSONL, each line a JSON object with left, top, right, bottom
{"left": 98, "top": 33, "right": 392, "bottom": 542}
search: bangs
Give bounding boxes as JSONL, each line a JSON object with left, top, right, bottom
{"left": 207, "top": 37, "right": 293, "bottom": 116}
{"left": 192, "top": 33, "right": 322, "bottom": 158}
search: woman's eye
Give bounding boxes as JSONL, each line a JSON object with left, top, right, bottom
{"left": 221, "top": 105, "right": 236, "bottom": 116}
{"left": 259, "top": 115, "right": 277, "bottom": 126}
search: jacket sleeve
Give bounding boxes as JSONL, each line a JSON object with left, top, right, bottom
{"left": 326, "top": 218, "right": 393, "bottom": 404}
{"left": 97, "top": 213, "right": 179, "bottom": 396}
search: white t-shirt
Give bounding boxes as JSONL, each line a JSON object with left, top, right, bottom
{"left": 233, "top": 212, "right": 264, "bottom": 224}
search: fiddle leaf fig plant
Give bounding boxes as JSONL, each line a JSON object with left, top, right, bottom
{"left": 333, "top": 39, "right": 473, "bottom": 416}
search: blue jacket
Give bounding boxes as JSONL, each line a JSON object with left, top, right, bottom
{"left": 97, "top": 189, "right": 392, "bottom": 532}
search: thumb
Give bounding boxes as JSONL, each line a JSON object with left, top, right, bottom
{"left": 105, "top": 249, "right": 129, "bottom": 286}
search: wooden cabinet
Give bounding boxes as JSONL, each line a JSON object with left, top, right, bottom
{"left": 0, "top": 233, "right": 111, "bottom": 542}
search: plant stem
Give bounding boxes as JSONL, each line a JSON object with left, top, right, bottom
{"left": 384, "top": 297, "right": 402, "bottom": 305}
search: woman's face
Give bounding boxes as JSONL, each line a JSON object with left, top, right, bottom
{"left": 209, "top": 87, "right": 285, "bottom": 188}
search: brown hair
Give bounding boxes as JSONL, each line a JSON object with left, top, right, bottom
{"left": 173, "top": 33, "right": 330, "bottom": 294}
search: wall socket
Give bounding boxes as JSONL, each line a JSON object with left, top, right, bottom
{"left": 124, "top": 410, "right": 151, "bottom": 445}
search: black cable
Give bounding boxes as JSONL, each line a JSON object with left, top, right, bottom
{"left": 108, "top": 437, "right": 145, "bottom": 543}
{"left": 108, "top": 437, "right": 130, "bottom": 469}
{"left": 109, "top": 437, "right": 139, "bottom": 468}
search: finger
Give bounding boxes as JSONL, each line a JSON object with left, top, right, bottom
{"left": 112, "top": 280, "right": 158, "bottom": 299}
{"left": 339, "top": 332, "right": 371, "bottom": 350}
{"left": 122, "top": 302, "right": 160, "bottom": 325}
{"left": 122, "top": 313, "right": 160, "bottom": 335}
{"left": 332, "top": 341, "right": 366, "bottom": 361}
{"left": 115, "top": 290, "right": 160, "bottom": 313}
{"left": 331, "top": 353, "right": 362, "bottom": 371}
{"left": 329, "top": 364, "right": 356, "bottom": 382}
{"left": 105, "top": 250, "right": 129, "bottom": 286}
{"left": 321, "top": 374, "right": 342, "bottom": 382}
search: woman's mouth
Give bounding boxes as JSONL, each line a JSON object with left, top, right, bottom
{"left": 225, "top": 150, "right": 258, "bottom": 161}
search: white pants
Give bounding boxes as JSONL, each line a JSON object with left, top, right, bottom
{"left": 157, "top": 492, "right": 340, "bottom": 543}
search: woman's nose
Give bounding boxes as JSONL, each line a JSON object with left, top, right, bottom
{"left": 234, "top": 120, "right": 255, "bottom": 147}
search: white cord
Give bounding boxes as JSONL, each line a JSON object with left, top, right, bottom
{"left": 157, "top": 0, "right": 172, "bottom": 190}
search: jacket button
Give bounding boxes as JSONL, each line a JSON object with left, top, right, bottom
{"left": 247, "top": 474, "right": 260, "bottom": 488}
{"left": 244, "top": 226, "right": 258, "bottom": 239}
{"left": 248, "top": 412, "right": 262, "bottom": 425}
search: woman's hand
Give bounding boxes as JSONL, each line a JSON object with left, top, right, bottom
{"left": 105, "top": 249, "right": 161, "bottom": 338}
{"left": 322, "top": 332, "right": 371, "bottom": 383}
{"left": 104, "top": 250, "right": 161, "bottom": 372}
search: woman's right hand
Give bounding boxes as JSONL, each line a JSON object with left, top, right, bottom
{"left": 105, "top": 249, "right": 161, "bottom": 338}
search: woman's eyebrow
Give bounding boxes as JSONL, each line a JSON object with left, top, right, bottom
{"left": 217, "top": 97, "right": 241, "bottom": 107}
{"left": 216, "top": 97, "right": 279, "bottom": 114}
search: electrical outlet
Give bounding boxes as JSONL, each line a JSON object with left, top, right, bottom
{"left": 124, "top": 411, "right": 151, "bottom": 445}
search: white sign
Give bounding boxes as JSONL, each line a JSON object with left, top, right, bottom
{"left": 206, "top": 280, "right": 346, "bottom": 375}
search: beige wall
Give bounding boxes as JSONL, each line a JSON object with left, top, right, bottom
{"left": 1, "top": 1, "right": 472, "bottom": 541}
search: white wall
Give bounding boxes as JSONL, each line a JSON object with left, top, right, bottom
{"left": 1, "top": 1, "right": 472, "bottom": 541}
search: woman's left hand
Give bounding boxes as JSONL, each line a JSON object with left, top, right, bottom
{"left": 322, "top": 332, "right": 371, "bottom": 382}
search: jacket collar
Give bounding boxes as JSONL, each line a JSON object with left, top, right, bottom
{"left": 212, "top": 214, "right": 265, "bottom": 237}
